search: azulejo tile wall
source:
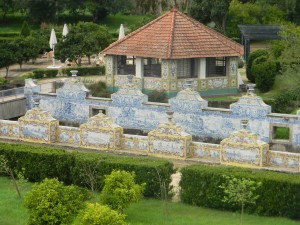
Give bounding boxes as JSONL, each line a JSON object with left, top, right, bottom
{"left": 220, "top": 129, "right": 269, "bottom": 168}
{"left": 19, "top": 107, "right": 59, "bottom": 143}
{"left": 24, "top": 78, "right": 300, "bottom": 148}
{"left": 80, "top": 112, "right": 123, "bottom": 150}
{"left": 0, "top": 103, "right": 299, "bottom": 172}
{"left": 148, "top": 120, "right": 192, "bottom": 159}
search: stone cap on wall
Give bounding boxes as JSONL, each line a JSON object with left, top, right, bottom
{"left": 19, "top": 107, "right": 57, "bottom": 123}
{"left": 169, "top": 81, "right": 208, "bottom": 113}
{"left": 230, "top": 93, "right": 271, "bottom": 118}
{"left": 221, "top": 129, "right": 268, "bottom": 147}
{"left": 56, "top": 78, "right": 90, "bottom": 100}
{"left": 111, "top": 75, "right": 148, "bottom": 106}
{"left": 80, "top": 112, "right": 122, "bottom": 129}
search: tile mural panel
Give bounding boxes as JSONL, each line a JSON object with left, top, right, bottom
{"left": 18, "top": 108, "right": 58, "bottom": 143}
{"left": 24, "top": 78, "right": 300, "bottom": 148}
{"left": 220, "top": 129, "right": 269, "bottom": 168}
{"left": 0, "top": 120, "right": 19, "bottom": 138}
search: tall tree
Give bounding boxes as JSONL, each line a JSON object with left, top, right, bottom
{"left": 56, "top": 22, "right": 112, "bottom": 65}
{"left": 14, "top": 36, "right": 41, "bottom": 68}
{"left": 0, "top": 0, "right": 15, "bottom": 20}
{"left": 190, "top": 0, "right": 230, "bottom": 32}
{"left": 0, "top": 41, "right": 19, "bottom": 78}
{"left": 26, "top": 0, "right": 64, "bottom": 25}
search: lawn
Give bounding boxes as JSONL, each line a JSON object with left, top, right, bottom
{"left": 100, "top": 13, "right": 144, "bottom": 34}
{"left": 0, "top": 177, "right": 299, "bottom": 225}
{"left": 0, "top": 13, "right": 143, "bottom": 35}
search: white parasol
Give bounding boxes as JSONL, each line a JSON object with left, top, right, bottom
{"left": 62, "top": 24, "right": 68, "bottom": 37}
{"left": 49, "top": 28, "right": 57, "bottom": 67}
{"left": 118, "top": 24, "right": 125, "bottom": 40}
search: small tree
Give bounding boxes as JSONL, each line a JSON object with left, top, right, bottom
{"left": 100, "top": 170, "right": 145, "bottom": 212}
{"left": 24, "top": 178, "right": 88, "bottom": 225}
{"left": 20, "top": 21, "right": 31, "bottom": 37}
{"left": 0, "top": 155, "right": 21, "bottom": 198}
{"left": 252, "top": 57, "right": 277, "bottom": 92}
{"left": 0, "top": 42, "right": 18, "bottom": 78}
{"left": 246, "top": 49, "right": 269, "bottom": 82}
{"left": 220, "top": 176, "right": 261, "bottom": 225}
{"left": 74, "top": 203, "right": 127, "bottom": 225}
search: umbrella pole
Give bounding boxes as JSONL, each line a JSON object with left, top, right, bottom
{"left": 52, "top": 45, "right": 55, "bottom": 67}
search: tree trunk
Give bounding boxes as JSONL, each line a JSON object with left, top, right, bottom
{"left": 87, "top": 55, "right": 91, "bottom": 65}
{"left": 241, "top": 202, "right": 244, "bottom": 225}
{"left": 5, "top": 67, "right": 9, "bottom": 79}
{"left": 9, "top": 168, "right": 21, "bottom": 198}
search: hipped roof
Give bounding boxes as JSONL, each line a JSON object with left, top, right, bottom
{"left": 101, "top": 8, "right": 243, "bottom": 59}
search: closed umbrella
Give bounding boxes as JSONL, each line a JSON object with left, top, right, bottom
{"left": 49, "top": 28, "right": 57, "bottom": 67}
{"left": 118, "top": 24, "right": 125, "bottom": 40}
{"left": 62, "top": 24, "right": 68, "bottom": 37}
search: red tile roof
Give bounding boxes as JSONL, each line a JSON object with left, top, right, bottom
{"left": 101, "top": 8, "right": 243, "bottom": 59}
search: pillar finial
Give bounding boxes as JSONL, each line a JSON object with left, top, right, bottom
{"left": 241, "top": 119, "right": 249, "bottom": 130}
{"left": 166, "top": 110, "right": 174, "bottom": 123}
{"left": 70, "top": 70, "right": 78, "bottom": 78}
{"left": 247, "top": 83, "right": 256, "bottom": 95}
{"left": 127, "top": 74, "right": 134, "bottom": 86}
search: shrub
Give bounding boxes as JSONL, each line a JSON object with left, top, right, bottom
{"left": 101, "top": 170, "right": 145, "bottom": 212}
{"left": 0, "top": 142, "right": 174, "bottom": 198}
{"left": 24, "top": 178, "right": 89, "bottom": 225}
{"left": 32, "top": 69, "right": 58, "bottom": 79}
{"left": 147, "top": 90, "right": 167, "bottom": 103}
{"left": 246, "top": 49, "right": 269, "bottom": 82}
{"left": 74, "top": 203, "right": 127, "bottom": 225}
{"left": 252, "top": 57, "right": 277, "bottom": 92}
{"left": 61, "top": 66, "right": 105, "bottom": 76}
{"left": 87, "top": 81, "right": 111, "bottom": 98}
{"left": 272, "top": 89, "right": 300, "bottom": 113}
{"left": 20, "top": 21, "right": 31, "bottom": 37}
{"left": 0, "top": 77, "right": 7, "bottom": 85}
{"left": 238, "top": 57, "right": 245, "bottom": 68}
{"left": 180, "top": 164, "right": 300, "bottom": 219}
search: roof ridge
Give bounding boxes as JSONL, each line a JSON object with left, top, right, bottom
{"left": 167, "top": 10, "right": 176, "bottom": 58}
{"left": 177, "top": 10, "right": 242, "bottom": 54}
{"left": 102, "top": 11, "right": 172, "bottom": 54}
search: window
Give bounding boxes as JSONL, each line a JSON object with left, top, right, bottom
{"left": 144, "top": 58, "right": 161, "bottom": 77}
{"left": 270, "top": 123, "right": 291, "bottom": 144}
{"left": 206, "top": 57, "right": 227, "bottom": 77}
{"left": 89, "top": 106, "right": 107, "bottom": 117}
{"left": 117, "top": 55, "right": 136, "bottom": 75}
{"left": 177, "top": 59, "right": 197, "bottom": 79}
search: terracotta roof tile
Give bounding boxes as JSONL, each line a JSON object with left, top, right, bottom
{"left": 101, "top": 8, "right": 243, "bottom": 59}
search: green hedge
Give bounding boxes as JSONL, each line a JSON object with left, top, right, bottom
{"left": 0, "top": 142, "right": 174, "bottom": 198}
{"left": 61, "top": 66, "right": 105, "bottom": 76}
{"left": 32, "top": 69, "right": 58, "bottom": 79}
{"left": 246, "top": 49, "right": 269, "bottom": 83}
{"left": 180, "top": 164, "right": 300, "bottom": 219}
{"left": 0, "top": 32, "right": 19, "bottom": 38}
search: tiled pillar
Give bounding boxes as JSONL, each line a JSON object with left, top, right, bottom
{"left": 199, "top": 58, "right": 206, "bottom": 79}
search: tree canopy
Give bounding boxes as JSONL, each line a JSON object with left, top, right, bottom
{"left": 56, "top": 22, "right": 112, "bottom": 65}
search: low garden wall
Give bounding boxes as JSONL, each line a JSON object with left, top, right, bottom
{"left": 24, "top": 77, "right": 300, "bottom": 149}
{"left": 0, "top": 105, "right": 299, "bottom": 172}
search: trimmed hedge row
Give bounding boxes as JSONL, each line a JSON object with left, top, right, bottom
{"left": 61, "top": 66, "right": 105, "bottom": 76}
{"left": 32, "top": 69, "right": 58, "bottom": 79}
{"left": 180, "top": 164, "right": 300, "bottom": 219}
{"left": 0, "top": 142, "right": 174, "bottom": 198}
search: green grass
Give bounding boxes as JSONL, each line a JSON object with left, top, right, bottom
{"left": 274, "top": 127, "right": 290, "bottom": 139}
{"left": 0, "top": 176, "right": 299, "bottom": 225}
{"left": 0, "top": 13, "right": 143, "bottom": 36}
{"left": 0, "top": 177, "right": 29, "bottom": 225}
{"left": 100, "top": 13, "right": 143, "bottom": 34}
{"left": 125, "top": 199, "right": 300, "bottom": 225}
